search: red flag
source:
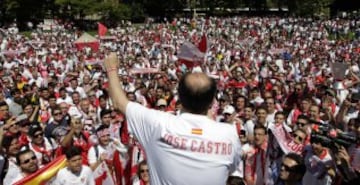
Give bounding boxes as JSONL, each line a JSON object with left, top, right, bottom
{"left": 197, "top": 34, "right": 208, "bottom": 53}
{"left": 154, "top": 34, "right": 161, "bottom": 43}
{"left": 98, "top": 23, "right": 108, "bottom": 37}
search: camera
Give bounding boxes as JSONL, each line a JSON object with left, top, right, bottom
{"left": 310, "top": 123, "right": 357, "bottom": 153}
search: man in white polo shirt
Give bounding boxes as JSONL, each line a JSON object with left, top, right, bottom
{"left": 53, "top": 146, "right": 94, "bottom": 185}
{"left": 105, "top": 53, "right": 241, "bottom": 185}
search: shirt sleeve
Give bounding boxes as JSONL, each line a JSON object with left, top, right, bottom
{"left": 125, "top": 102, "right": 168, "bottom": 145}
{"left": 87, "top": 147, "right": 97, "bottom": 165}
{"left": 86, "top": 167, "right": 95, "bottom": 185}
{"left": 52, "top": 172, "right": 62, "bottom": 185}
{"left": 230, "top": 136, "right": 242, "bottom": 174}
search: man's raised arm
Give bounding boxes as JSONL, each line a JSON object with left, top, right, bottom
{"left": 104, "top": 52, "right": 129, "bottom": 113}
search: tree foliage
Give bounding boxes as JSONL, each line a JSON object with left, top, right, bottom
{"left": 0, "top": 0, "right": 357, "bottom": 28}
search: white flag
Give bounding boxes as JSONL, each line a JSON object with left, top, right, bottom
{"left": 177, "top": 41, "right": 204, "bottom": 62}
{"left": 93, "top": 162, "right": 115, "bottom": 185}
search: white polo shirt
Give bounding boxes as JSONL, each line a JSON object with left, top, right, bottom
{"left": 52, "top": 165, "right": 94, "bottom": 185}
{"left": 126, "top": 102, "right": 241, "bottom": 185}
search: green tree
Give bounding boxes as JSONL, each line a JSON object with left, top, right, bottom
{"left": 55, "top": 0, "right": 98, "bottom": 20}
{"left": 286, "top": 0, "right": 334, "bottom": 17}
{"left": 96, "top": 1, "right": 132, "bottom": 24}
{"left": 0, "top": 0, "right": 48, "bottom": 28}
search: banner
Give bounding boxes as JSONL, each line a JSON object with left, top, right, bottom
{"left": 129, "top": 68, "right": 160, "bottom": 75}
{"left": 330, "top": 62, "right": 348, "bottom": 80}
{"left": 1, "top": 50, "right": 27, "bottom": 56}
{"left": 13, "top": 155, "right": 67, "bottom": 185}
{"left": 268, "top": 124, "right": 304, "bottom": 155}
{"left": 177, "top": 41, "right": 204, "bottom": 62}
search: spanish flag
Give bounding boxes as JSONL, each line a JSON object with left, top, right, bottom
{"left": 191, "top": 128, "right": 203, "bottom": 135}
{"left": 13, "top": 155, "right": 67, "bottom": 185}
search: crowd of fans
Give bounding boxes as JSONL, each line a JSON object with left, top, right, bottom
{"left": 0, "top": 15, "right": 360, "bottom": 185}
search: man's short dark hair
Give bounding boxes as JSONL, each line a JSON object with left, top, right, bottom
{"left": 284, "top": 153, "right": 306, "bottom": 176}
{"left": 100, "top": 109, "right": 112, "bottom": 118}
{"left": 244, "top": 103, "right": 255, "bottom": 111}
{"left": 96, "top": 124, "right": 109, "bottom": 133}
{"left": 71, "top": 91, "right": 80, "bottom": 96}
{"left": 254, "top": 124, "right": 267, "bottom": 135}
{"left": 275, "top": 111, "right": 285, "bottom": 117}
{"left": 16, "top": 148, "right": 34, "bottom": 165}
{"left": 256, "top": 105, "right": 268, "bottom": 113}
{"left": 227, "top": 176, "right": 245, "bottom": 185}
{"left": 178, "top": 73, "right": 217, "bottom": 114}
{"left": 297, "top": 114, "right": 309, "bottom": 123}
{"left": 59, "top": 87, "right": 66, "bottom": 92}
{"left": 65, "top": 146, "right": 82, "bottom": 160}
{"left": 0, "top": 101, "right": 8, "bottom": 107}
{"left": 48, "top": 94, "right": 56, "bottom": 100}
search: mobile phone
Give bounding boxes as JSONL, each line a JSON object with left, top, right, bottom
{"left": 16, "top": 114, "right": 28, "bottom": 123}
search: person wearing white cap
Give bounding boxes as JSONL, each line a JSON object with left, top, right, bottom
{"left": 156, "top": 99, "right": 167, "bottom": 111}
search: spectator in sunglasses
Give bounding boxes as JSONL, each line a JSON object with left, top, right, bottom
{"left": 11, "top": 149, "right": 39, "bottom": 184}
{"left": 27, "top": 123, "right": 57, "bottom": 167}
{"left": 133, "top": 160, "right": 150, "bottom": 185}
{"left": 292, "top": 129, "right": 307, "bottom": 145}
{"left": 277, "top": 153, "right": 306, "bottom": 185}
{"left": 44, "top": 107, "right": 66, "bottom": 138}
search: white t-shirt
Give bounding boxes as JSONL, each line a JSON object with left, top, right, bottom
{"left": 52, "top": 165, "right": 95, "bottom": 185}
{"left": 126, "top": 102, "right": 241, "bottom": 185}
{"left": 3, "top": 159, "right": 21, "bottom": 185}
{"left": 88, "top": 145, "right": 107, "bottom": 165}
{"left": 9, "top": 172, "right": 25, "bottom": 185}
{"left": 66, "top": 86, "right": 87, "bottom": 98}
{"left": 88, "top": 142, "right": 128, "bottom": 165}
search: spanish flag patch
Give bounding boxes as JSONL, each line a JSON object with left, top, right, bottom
{"left": 191, "top": 128, "right": 203, "bottom": 135}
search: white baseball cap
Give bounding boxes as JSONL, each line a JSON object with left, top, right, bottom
{"left": 156, "top": 99, "right": 167, "bottom": 107}
{"left": 223, "top": 105, "right": 235, "bottom": 115}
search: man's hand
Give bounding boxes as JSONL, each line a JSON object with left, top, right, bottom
{"left": 104, "top": 52, "right": 129, "bottom": 113}
{"left": 104, "top": 52, "right": 119, "bottom": 72}
{"left": 337, "top": 146, "right": 351, "bottom": 165}
{"left": 99, "top": 153, "right": 107, "bottom": 162}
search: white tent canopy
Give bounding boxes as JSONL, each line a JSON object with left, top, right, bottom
{"left": 74, "top": 32, "right": 98, "bottom": 44}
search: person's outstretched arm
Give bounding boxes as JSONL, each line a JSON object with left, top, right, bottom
{"left": 104, "top": 52, "right": 129, "bottom": 114}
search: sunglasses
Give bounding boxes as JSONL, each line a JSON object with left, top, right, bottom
{"left": 293, "top": 133, "right": 305, "bottom": 142}
{"left": 296, "top": 122, "right": 307, "bottom": 127}
{"left": 21, "top": 156, "right": 37, "bottom": 164}
{"left": 9, "top": 124, "right": 17, "bottom": 128}
{"left": 281, "top": 163, "right": 295, "bottom": 172}
{"left": 34, "top": 132, "right": 44, "bottom": 138}
{"left": 54, "top": 112, "right": 62, "bottom": 116}
{"left": 140, "top": 169, "right": 149, "bottom": 173}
